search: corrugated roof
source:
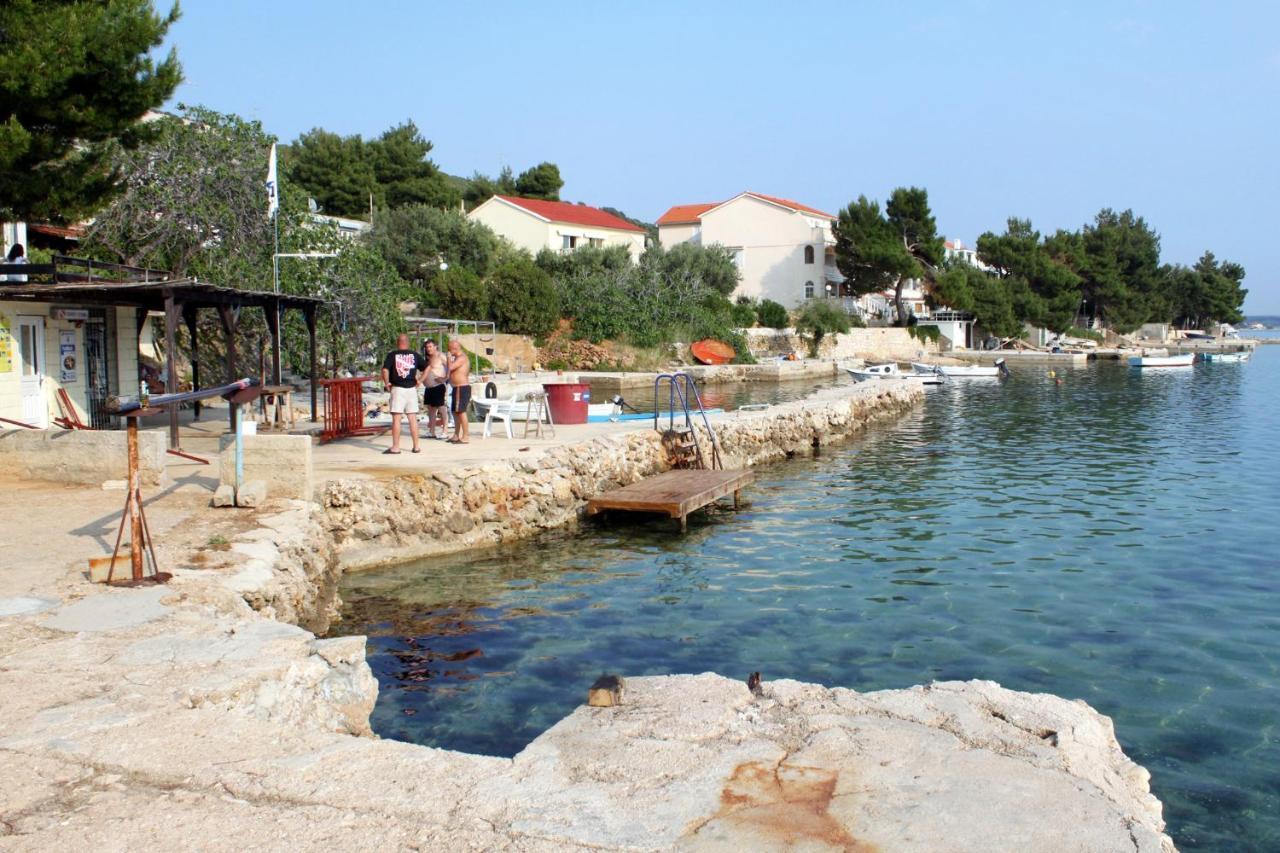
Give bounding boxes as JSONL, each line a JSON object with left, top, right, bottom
{"left": 494, "top": 196, "right": 645, "bottom": 233}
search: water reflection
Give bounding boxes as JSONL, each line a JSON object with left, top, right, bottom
{"left": 336, "top": 354, "right": 1277, "bottom": 850}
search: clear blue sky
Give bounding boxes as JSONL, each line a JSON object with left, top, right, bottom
{"left": 164, "top": 0, "right": 1280, "bottom": 313}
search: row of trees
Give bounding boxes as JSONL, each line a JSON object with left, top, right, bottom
{"left": 283, "top": 120, "right": 569, "bottom": 219}
{"left": 834, "top": 187, "right": 1247, "bottom": 337}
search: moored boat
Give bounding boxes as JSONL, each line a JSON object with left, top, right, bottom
{"left": 1200, "top": 351, "right": 1250, "bottom": 363}
{"left": 911, "top": 358, "right": 1009, "bottom": 378}
{"left": 1128, "top": 353, "right": 1195, "bottom": 368}
{"left": 847, "top": 362, "right": 945, "bottom": 385}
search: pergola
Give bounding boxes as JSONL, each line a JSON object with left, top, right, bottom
{"left": 0, "top": 260, "right": 324, "bottom": 449}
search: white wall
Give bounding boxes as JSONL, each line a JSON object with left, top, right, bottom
{"left": 657, "top": 222, "right": 700, "bottom": 247}
{"left": 697, "top": 196, "right": 829, "bottom": 307}
{"left": 468, "top": 198, "right": 645, "bottom": 260}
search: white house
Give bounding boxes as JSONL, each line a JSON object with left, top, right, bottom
{"left": 467, "top": 195, "right": 646, "bottom": 260}
{"left": 656, "top": 192, "right": 837, "bottom": 307}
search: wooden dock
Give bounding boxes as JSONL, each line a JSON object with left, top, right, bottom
{"left": 586, "top": 468, "right": 753, "bottom": 531}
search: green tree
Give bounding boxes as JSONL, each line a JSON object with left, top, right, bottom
{"left": 0, "top": 0, "right": 182, "bottom": 222}
{"left": 794, "top": 301, "right": 851, "bottom": 357}
{"left": 82, "top": 106, "right": 274, "bottom": 286}
{"left": 368, "top": 120, "right": 459, "bottom": 209}
{"left": 488, "top": 258, "right": 560, "bottom": 337}
{"left": 428, "top": 266, "right": 489, "bottom": 320}
{"left": 731, "top": 296, "right": 758, "bottom": 328}
{"left": 278, "top": 228, "right": 407, "bottom": 376}
{"left": 649, "top": 242, "right": 740, "bottom": 296}
{"left": 283, "top": 128, "right": 376, "bottom": 218}
{"left": 463, "top": 165, "right": 516, "bottom": 208}
{"left": 833, "top": 188, "right": 943, "bottom": 325}
{"left": 1167, "top": 252, "right": 1247, "bottom": 328}
{"left": 367, "top": 204, "right": 503, "bottom": 285}
{"left": 755, "top": 298, "right": 790, "bottom": 329}
{"left": 1075, "top": 208, "right": 1164, "bottom": 334}
{"left": 514, "top": 161, "right": 563, "bottom": 200}
{"left": 975, "top": 218, "right": 1081, "bottom": 333}
{"left": 534, "top": 243, "right": 632, "bottom": 279}
{"left": 933, "top": 263, "right": 1023, "bottom": 340}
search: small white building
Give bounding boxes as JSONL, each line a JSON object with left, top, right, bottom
{"left": 657, "top": 192, "right": 837, "bottom": 307}
{"left": 467, "top": 195, "right": 646, "bottom": 260}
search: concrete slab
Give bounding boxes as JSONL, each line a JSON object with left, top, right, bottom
{"left": 42, "top": 587, "right": 170, "bottom": 633}
{"left": 0, "top": 595, "right": 60, "bottom": 618}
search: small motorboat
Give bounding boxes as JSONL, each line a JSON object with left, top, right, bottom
{"left": 847, "top": 362, "right": 945, "bottom": 385}
{"left": 690, "top": 338, "right": 736, "bottom": 365}
{"left": 1128, "top": 353, "right": 1195, "bottom": 368}
{"left": 1200, "top": 351, "right": 1250, "bottom": 363}
{"left": 911, "top": 358, "right": 1009, "bottom": 378}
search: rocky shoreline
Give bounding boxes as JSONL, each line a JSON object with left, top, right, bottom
{"left": 0, "top": 380, "right": 1177, "bottom": 850}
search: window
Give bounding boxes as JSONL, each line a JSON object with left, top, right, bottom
{"left": 804, "top": 281, "right": 814, "bottom": 299}
{"left": 588, "top": 237, "right": 604, "bottom": 248}
{"left": 561, "top": 235, "right": 578, "bottom": 251}
{"left": 804, "top": 245, "right": 815, "bottom": 264}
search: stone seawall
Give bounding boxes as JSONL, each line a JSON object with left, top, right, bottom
{"left": 320, "top": 381, "right": 923, "bottom": 572}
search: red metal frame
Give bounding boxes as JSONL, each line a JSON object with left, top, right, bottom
{"left": 319, "top": 376, "right": 386, "bottom": 443}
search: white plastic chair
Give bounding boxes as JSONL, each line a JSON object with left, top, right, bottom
{"left": 482, "top": 393, "right": 520, "bottom": 439}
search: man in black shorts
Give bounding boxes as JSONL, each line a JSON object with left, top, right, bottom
{"left": 446, "top": 338, "right": 471, "bottom": 444}
{"left": 421, "top": 339, "right": 448, "bottom": 439}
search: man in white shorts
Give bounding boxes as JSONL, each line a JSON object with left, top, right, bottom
{"left": 380, "top": 333, "right": 426, "bottom": 454}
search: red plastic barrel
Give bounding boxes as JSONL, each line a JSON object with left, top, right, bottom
{"left": 542, "top": 383, "right": 591, "bottom": 424}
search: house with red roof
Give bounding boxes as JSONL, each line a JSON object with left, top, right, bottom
{"left": 656, "top": 191, "right": 838, "bottom": 307}
{"left": 467, "top": 195, "right": 647, "bottom": 261}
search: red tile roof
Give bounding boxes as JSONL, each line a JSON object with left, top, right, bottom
{"left": 656, "top": 192, "right": 835, "bottom": 227}
{"left": 494, "top": 196, "right": 645, "bottom": 233}
{"left": 746, "top": 193, "right": 835, "bottom": 219}
{"left": 656, "top": 202, "right": 719, "bottom": 225}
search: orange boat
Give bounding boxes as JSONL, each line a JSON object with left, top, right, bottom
{"left": 690, "top": 338, "right": 736, "bottom": 365}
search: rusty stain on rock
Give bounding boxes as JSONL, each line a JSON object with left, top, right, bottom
{"left": 687, "top": 759, "right": 876, "bottom": 851}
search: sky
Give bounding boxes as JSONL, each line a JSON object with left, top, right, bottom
{"left": 163, "top": 1, "right": 1280, "bottom": 313}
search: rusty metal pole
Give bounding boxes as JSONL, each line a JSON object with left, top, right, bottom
{"left": 127, "top": 416, "right": 145, "bottom": 581}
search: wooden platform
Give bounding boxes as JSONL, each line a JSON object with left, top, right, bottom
{"left": 587, "top": 468, "right": 753, "bottom": 531}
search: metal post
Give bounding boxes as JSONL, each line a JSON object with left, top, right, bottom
{"left": 232, "top": 401, "right": 244, "bottom": 504}
{"left": 219, "top": 304, "right": 238, "bottom": 430}
{"left": 127, "top": 417, "right": 145, "bottom": 581}
{"left": 183, "top": 304, "right": 200, "bottom": 420}
{"left": 163, "top": 292, "right": 179, "bottom": 449}
{"left": 306, "top": 305, "right": 318, "bottom": 422}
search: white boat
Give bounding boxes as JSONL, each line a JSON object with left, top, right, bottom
{"left": 1201, "top": 351, "right": 1250, "bottom": 363}
{"left": 1128, "top": 353, "right": 1195, "bottom": 368}
{"left": 847, "top": 362, "right": 945, "bottom": 385}
{"left": 911, "top": 358, "right": 1008, "bottom": 378}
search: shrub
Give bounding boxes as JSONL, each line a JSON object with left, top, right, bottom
{"left": 907, "top": 324, "right": 941, "bottom": 343}
{"left": 429, "top": 266, "right": 489, "bottom": 319}
{"left": 731, "top": 296, "right": 758, "bottom": 328}
{"left": 794, "top": 301, "right": 852, "bottom": 357}
{"left": 488, "top": 258, "right": 560, "bottom": 338}
{"left": 755, "top": 298, "right": 790, "bottom": 329}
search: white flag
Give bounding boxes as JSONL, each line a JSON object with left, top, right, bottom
{"left": 266, "top": 143, "right": 279, "bottom": 219}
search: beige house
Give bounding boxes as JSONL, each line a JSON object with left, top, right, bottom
{"left": 467, "top": 195, "right": 647, "bottom": 260}
{"left": 657, "top": 192, "right": 837, "bottom": 307}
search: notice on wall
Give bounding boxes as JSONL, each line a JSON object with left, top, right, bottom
{"left": 0, "top": 312, "right": 10, "bottom": 373}
{"left": 59, "top": 330, "right": 77, "bottom": 383}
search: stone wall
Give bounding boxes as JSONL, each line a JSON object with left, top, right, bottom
{"left": 321, "top": 382, "right": 923, "bottom": 572}
{"left": 746, "top": 326, "right": 943, "bottom": 362}
{"left": 0, "top": 426, "right": 167, "bottom": 486}
{"left": 218, "top": 433, "right": 314, "bottom": 501}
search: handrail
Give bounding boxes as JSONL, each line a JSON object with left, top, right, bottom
{"left": 652, "top": 372, "right": 722, "bottom": 470}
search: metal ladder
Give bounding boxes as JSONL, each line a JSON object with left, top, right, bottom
{"left": 653, "top": 372, "right": 722, "bottom": 471}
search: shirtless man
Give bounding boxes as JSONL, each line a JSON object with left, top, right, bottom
{"left": 421, "top": 339, "right": 448, "bottom": 439}
{"left": 446, "top": 338, "right": 471, "bottom": 444}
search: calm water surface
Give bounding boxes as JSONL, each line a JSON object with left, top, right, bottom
{"left": 336, "top": 342, "right": 1280, "bottom": 850}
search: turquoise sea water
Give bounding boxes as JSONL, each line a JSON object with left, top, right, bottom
{"left": 335, "top": 342, "right": 1279, "bottom": 850}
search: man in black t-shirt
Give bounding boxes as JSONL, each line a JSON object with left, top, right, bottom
{"left": 380, "top": 333, "right": 425, "bottom": 454}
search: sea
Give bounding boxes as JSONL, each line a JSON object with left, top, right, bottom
{"left": 334, "top": 337, "right": 1279, "bottom": 850}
